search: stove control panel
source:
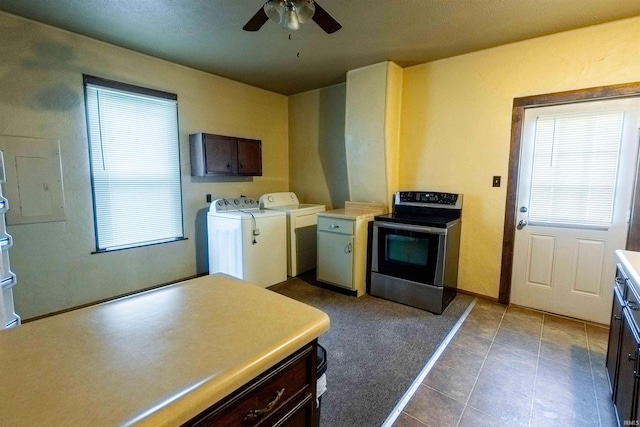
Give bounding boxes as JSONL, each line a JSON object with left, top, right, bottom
{"left": 210, "top": 197, "right": 258, "bottom": 213}
{"left": 395, "top": 191, "right": 462, "bottom": 209}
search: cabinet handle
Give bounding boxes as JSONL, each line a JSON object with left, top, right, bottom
{"left": 629, "top": 353, "right": 637, "bottom": 362}
{"left": 243, "top": 388, "right": 285, "bottom": 421}
{"left": 616, "top": 277, "right": 626, "bottom": 286}
{"left": 329, "top": 224, "right": 340, "bottom": 229}
{"left": 226, "top": 163, "right": 231, "bottom": 169}
{"left": 240, "top": 163, "right": 244, "bottom": 169}
{"left": 345, "top": 243, "right": 352, "bottom": 253}
{"left": 628, "top": 301, "right": 638, "bottom": 311}
{"left": 614, "top": 315, "right": 622, "bottom": 322}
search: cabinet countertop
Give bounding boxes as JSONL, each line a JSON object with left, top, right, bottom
{"left": 318, "top": 201, "right": 386, "bottom": 221}
{"left": 0, "top": 274, "right": 330, "bottom": 426}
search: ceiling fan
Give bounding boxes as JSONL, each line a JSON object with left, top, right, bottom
{"left": 243, "top": 0, "right": 342, "bottom": 34}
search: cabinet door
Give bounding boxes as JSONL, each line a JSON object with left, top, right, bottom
{"left": 607, "top": 286, "right": 625, "bottom": 397}
{"left": 614, "top": 309, "right": 640, "bottom": 425}
{"left": 237, "top": 139, "right": 262, "bottom": 176}
{"left": 204, "top": 135, "right": 237, "bottom": 175}
{"left": 317, "top": 231, "right": 354, "bottom": 289}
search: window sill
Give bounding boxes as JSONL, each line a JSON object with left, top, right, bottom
{"left": 91, "top": 237, "right": 188, "bottom": 254}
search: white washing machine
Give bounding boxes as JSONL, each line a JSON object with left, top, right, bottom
{"left": 259, "top": 192, "right": 325, "bottom": 277}
{"left": 207, "top": 197, "right": 287, "bottom": 288}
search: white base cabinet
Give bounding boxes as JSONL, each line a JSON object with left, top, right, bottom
{"left": 317, "top": 231, "right": 353, "bottom": 289}
{"left": 316, "top": 213, "right": 376, "bottom": 297}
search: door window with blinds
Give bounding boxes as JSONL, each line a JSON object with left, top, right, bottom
{"left": 528, "top": 110, "right": 624, "bottom": 229}
{"left": 84, "top": 75, "right": 184, "bottom": 252}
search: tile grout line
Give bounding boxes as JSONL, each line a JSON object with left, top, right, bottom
{"left": 584, "top": 322, "right": 604, "bottom": 427}
{"left": 380, "top": 297, "right": 478, "bottom": 427}
{"left": 454, "top": 303, "right": 508, "bottom": 427}
{"left": 527, "top": 313, "right": 545, "bottom": 427}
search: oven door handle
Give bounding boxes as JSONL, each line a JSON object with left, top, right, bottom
{"left": 374, "top": 221, "right": 446, "bottom": 235}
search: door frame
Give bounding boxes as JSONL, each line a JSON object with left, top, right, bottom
{"left": 499, "top": 81, "right": 640, "bottom": 304}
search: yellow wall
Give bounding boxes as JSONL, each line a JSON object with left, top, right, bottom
{"left": 400, "top": 16, "right": 640, "bottom": 298}
{"left": 289, "top": 84, "right": 348, "bottom": 208}
{"left": 0, "top": 12, "right": 289, "bottom": 318}
{"left": 384, "top": 62, "right": 403, "bottom": 209}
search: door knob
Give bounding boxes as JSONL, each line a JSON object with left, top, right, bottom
{"left": 517, "top": 220, "right": 527, "bottom": 230}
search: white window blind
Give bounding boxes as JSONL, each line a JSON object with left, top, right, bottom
{"left": 85, "top": 77, "right": 184, "bottom": 251}
{"left": 528, "top": 110, "right": 624, "bottom": 228}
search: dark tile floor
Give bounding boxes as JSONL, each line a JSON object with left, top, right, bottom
{"left": 391, "top": 298, "right": 618, "bottom": 427}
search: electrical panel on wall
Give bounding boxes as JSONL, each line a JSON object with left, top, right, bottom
{"left": 0, "top": 135, "right": 66, "bottom": 225}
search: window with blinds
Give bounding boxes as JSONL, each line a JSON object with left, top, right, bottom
{"left": 528, "top": 110, "right": 624, "bottom": 228}
{"left": 84, "top": 76, "right": 184, "bottom": 251}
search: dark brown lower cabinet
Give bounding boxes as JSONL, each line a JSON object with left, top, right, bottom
{"left": 607, "top": 264, "right": 640, "bottom": 426}
{"left": 615, "top": 309, "right": 640, "bottom": 425}
{"left": 607, "top": 286, "right": 625, "bottom": 396}
{"left": 184, "top": 340, "right": 318, "bottom": 427}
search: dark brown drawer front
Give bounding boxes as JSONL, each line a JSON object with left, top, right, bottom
{"left": 616, "top": 265, "right": 628, "bottom": 296}
{"left": 187, "top": 343, "right": 315, "bottom": 427}
{"left": 627, "top": 280, "right": 640, "bottom": 328}
{"left": 270, "top": 394, "right": 314, "bottom": 427}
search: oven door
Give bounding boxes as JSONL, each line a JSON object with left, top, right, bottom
{"left": 373, "top": 221, "right": 445, "bottom": 286}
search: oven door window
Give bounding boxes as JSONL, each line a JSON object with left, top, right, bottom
{"left": 377, "top": 227, "right": 441, "bottom": 285}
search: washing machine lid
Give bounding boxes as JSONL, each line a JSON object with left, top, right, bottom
{"left": 271, "top": 204, "right": 326, "bottom": 215}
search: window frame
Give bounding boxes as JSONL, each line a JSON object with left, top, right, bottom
{"left": 83, "top": 75, "right": 186, "bottom": 253}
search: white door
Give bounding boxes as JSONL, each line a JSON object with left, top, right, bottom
{"left": 511, "top": 98, "right": 640, "bottom": 324}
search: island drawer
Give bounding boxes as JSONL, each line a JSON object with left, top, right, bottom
{"left": 318, "top": 216, "right": 354, "bottom": 235}
{"left": 186, "top": 341, "right": 317, "bottom": 427}
{"left": 626, "top": 276, "right": 640, "bottom": 328}
{"left": 615, "top": 264, "right": 629, "bottom": 296}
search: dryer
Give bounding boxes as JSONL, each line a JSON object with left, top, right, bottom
{"left": 259, "top": 192, "right": 325, "bottom": 276}
{"left": 207, "top": 197, "right": 286, "bottom": 288}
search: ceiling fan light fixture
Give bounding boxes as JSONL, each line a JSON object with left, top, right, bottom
{"left": 282, "top": 4, "right": 300, "bottom": 30}
{"left": 264, "top": 0, "right": 285, "bottom": 24}
{"left": 244, "top": 0, "right": 339, "bottom": 33}
{"left": 294, "top": 0, "right": 315, "bottom": 23}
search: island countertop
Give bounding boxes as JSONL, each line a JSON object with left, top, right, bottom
{"left": 616, "top": 249, "right": 640, "bottom": 288}
{"left": 0, "top": 274, "right": 330, "bottom": 426}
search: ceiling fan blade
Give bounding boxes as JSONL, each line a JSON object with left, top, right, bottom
{"left": 243, "top": 4, "right": 270, "bottom": 31}
{"left": 311, "top": 1, "right": 341, "bottom": 34}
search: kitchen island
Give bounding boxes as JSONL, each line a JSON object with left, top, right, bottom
{"left": 0, "top": 274, "right": 330, "bottom": 426}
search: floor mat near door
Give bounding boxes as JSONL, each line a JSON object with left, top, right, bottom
{"left": 269, "top": 276, "right": 473, "bottom": 427}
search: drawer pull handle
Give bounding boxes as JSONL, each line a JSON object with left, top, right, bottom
{"left": 614, "top": 315, "right": 622, "bottom": 322}
{"left": 329, "top": 224, "right": 340, "bottom": 229}
{"left": 629, "top": 353, "right": 637, "bottom": 363}
{"left": 628, "top": 301, "right": 638, "bottom": 311}
{"left": 243, "top": 388, "right": 285, "bottom": 421}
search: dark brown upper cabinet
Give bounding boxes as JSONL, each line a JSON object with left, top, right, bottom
{"left": 189, "top": 133, "right": 262, "bottom": 177}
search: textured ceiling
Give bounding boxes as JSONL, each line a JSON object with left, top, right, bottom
{"left": 1, "top": 0, "right": 640, "bottom": 95}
